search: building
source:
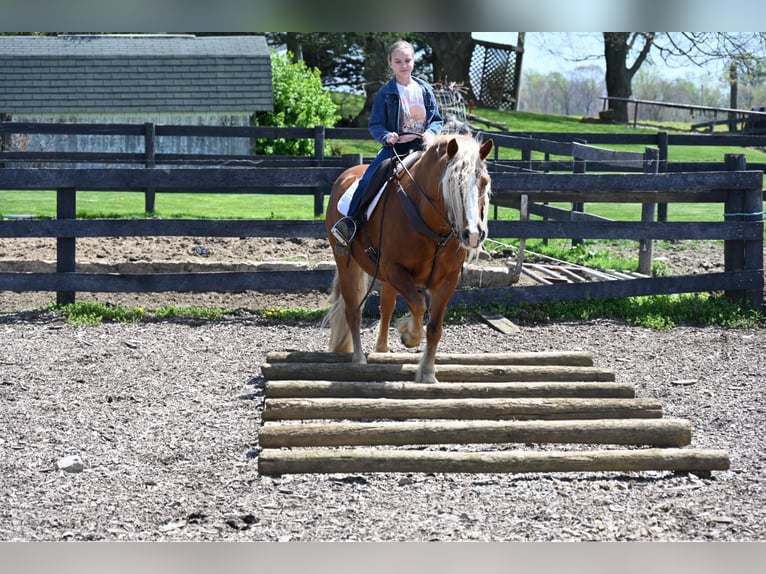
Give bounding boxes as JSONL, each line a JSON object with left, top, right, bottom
{"left": 0, "top": 34, "right": 273, "bottom": 162}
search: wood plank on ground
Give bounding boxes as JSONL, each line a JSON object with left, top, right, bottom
{"left": 258, "top": 447, "right": 730, "bottom": 475}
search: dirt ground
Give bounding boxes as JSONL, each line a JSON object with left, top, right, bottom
{"left": 1, "top": 236, "right": 764, "bottom": 542}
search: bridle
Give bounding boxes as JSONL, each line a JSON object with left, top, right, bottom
{"left": 392, "top": 146, "right": 456, "bottom": 247}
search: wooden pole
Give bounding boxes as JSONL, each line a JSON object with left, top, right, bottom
{"left": 144, "top": 122, "right": 156, "bottom": 215}
{"left": 56, "top": 187, "right": 77, "bottom": 305}
{"left": 259, "top": 418, "right": 692, "bottom": 448}
{"left": 724, "top": 154, "right": 748, "bottom": 304}
{"left": 264, "top": 350, "right": 595, "bottom": 366}
{"left": 264, "top": 380, "right": 635, "bottom": 399}
{"left": 260, "top": 362, "right": 615, "bottom": 383}
{"left": 258, "top": 447, "right": 730, "bottom": 475}
{"left": 638, "top": 147, "right": 659, "bottom": 276}
{"left": 261, "top": 397, "right": 662, "bottom": 421}
{"left": 743, "top": 187, "right": 764, "bottom": 310}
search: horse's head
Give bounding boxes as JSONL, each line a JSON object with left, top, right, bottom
{"left": 434, "top": 134, "right": 493, "bottom": 256}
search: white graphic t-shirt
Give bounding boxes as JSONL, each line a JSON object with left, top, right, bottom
{"left": 396, "top": 81, "right": 426, "bottom": 135}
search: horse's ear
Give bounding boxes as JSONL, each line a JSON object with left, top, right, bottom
{"left": 479, "top": 138, "right": 493, "bottom": 160}
{"left": 447, "top": 138, "right": 459, "bottom": 159}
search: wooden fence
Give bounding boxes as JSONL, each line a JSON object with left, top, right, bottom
{"left": 0, "top": 122, "right": 764, "bottom": 311}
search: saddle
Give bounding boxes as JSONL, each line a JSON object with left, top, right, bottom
{"left": 356, "top": 150, "right": 423, "bottom": 221}
{"left": 354, "top": 150, "right": 423, "bottom": 264}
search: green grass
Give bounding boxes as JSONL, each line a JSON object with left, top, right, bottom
{"left": 48, "top": 294, "right": 762, "bottom": 329}
{"left": 51, "top": 300, "right": 328, "bottom": 326}
{"left": 3, "top": 107, "right": 764, "bottom": 220}
{"left": 0, "top": 191, "right": 322, "bottom": 220}
{"left": 447, "top": 292, "right": 762, "bottom": 330}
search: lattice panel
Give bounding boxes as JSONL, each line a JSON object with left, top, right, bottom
{"left": 470, "top": 40, "right": 521, "bottom": 111}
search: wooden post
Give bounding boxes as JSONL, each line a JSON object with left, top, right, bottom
{"left": 260, "top": 361, "right": 616, "bottom": 383}
{"left": 656, "top": 132, "right": 668, "bottom": 221}
{"left": 264, "top": 380, "right": 636, "bottom": 400}
{"left": 261, "top": 397, "right": 663, "bottom": 422}
{"left": 259, "top": 418, "right": 692, "bottom": 448}
{"left": 265, "top": 350, "right": 595, "bottom": 366}
{"left": 743, "top": 186, "right": 764, "bottom": 310}
{"left": 56, "top": 187, "right": 77, "bottom": 305}
{"left": 724, "top": 154, "right": 747, "bottom": 304}
{"left": 571, "top": 150, "right": 586, "bottom": 247}
{"left": 258, "top": 447, "right": 730, "bottom": 475}
{"left": 638, "top": 147, "right": 659, "bottom": 275}
{"left": 521, "top": 147, "right": 532, "bottom": 172}
{"left": 144, "top": 122, "right": 156, "bottom": 215}
{"left": 313, "top": 125, "right": 325, "bottom": 216}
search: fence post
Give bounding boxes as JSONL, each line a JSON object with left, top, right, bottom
{"left": 723, "top": 154, "right": 749, "bottom": 305}
{"left": 313, "top": 126, "right": 326, "bottom": 216}
{"left": 144, "top": 122, "right": 156, "bottom": 214}
{"left": 571, "top": 153, "right": 586, "bottom": 248}
{"left": 656, "top": 132, "right": 668, "bottom": 222}
{"left": 638, "top": 147, "right": 659, "bottom": 275}
{"left": 743, "top": 185, "right": 764, "bottom": 310}
{"left": 56, "top": 187, "right": 77, "bottom": 305}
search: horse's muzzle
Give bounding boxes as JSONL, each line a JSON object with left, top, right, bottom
{"left": 461, "top": 228, "right": 486, "bottom": 249}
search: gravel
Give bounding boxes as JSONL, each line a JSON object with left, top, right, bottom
{"left": 1, "top": 315, "right": 764, "bottom": 541}
{"left": 0, "top": 237, "right": 764, "bottom": 541}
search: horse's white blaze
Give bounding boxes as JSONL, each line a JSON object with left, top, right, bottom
{"left": 464, "top": 178, "right": 482, "bottom": 244}
{"left": 440, "top": 137, "right": 490, "bottom": 255}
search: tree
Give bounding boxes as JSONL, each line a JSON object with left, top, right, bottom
{"left": 569, "top": 65, "right": 604, "bottom": 117}
{"left": 544, "top": 32, "right": 766, "bottom": 124}
{"left": 603, "top": 33, "right": 655, "bottom": 123}
{"left": 424, "top": 33, "right": 474, "bottom": 86}
{"left": 266, "top": 33, "right": 480, "bottom": 126}
{"left": 252, "top": 51, "right": 340, "bottom": 155}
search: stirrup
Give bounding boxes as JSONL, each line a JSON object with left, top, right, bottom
{"left": 331, "top": 217, "right": 357, "bottom": 247}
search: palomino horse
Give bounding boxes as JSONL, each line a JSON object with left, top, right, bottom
{"left": 324, "top": 134, "right": 493, "bottom": 384}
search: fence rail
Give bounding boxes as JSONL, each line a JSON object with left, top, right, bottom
{"left": 1, "top": 123, "right": 764, "bottom": 311}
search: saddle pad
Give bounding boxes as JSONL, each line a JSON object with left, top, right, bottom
{"left": 337, "top": 178, "right": 386, "bottom": 220}
{"left": 337, "top": 151, "right": 421, "bottom": 218}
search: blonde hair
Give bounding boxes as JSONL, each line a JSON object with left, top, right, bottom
{"left": 388, "top": 40, "right": 415, "bottom": 62}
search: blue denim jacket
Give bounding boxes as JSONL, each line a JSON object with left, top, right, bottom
{"left": 342, "top": 76, "right": 444, "bottom": 220}
{"left": 368, "top": 76, "right": 444, "bottom": 144}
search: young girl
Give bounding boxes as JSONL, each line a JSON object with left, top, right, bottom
{"left": 331, "top": 40, "right": 444, "bottom": 247}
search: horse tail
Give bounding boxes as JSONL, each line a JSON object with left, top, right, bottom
{"left": 322, "top": 269, "right": 368, "bottom": 352}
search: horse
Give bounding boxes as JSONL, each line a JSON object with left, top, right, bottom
{"left": 324, "top": 133, "right": 493, "bottom": 384}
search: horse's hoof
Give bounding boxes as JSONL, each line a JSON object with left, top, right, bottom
{"left": 414, "top": 367, "right": 438, "bottom": 384}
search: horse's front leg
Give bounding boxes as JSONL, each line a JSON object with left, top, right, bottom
{"left": 374, "top": 282, "right": 398, "bottom": 353}
{"left": 396, "top": 289, "right": 426, "bottom": 349}
{"left": 384, "top": 265, "right": 427, "bottom": 350}
{"left": 415, "top": 275, "right": 459, "bottom": 384}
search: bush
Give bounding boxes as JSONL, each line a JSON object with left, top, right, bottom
{"left": 253, "top": 51, "right": 341, "bottom": 156}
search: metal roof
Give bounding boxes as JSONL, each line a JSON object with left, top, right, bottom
{"left": 0, "top": 34, "right": 273, "bottom": 113}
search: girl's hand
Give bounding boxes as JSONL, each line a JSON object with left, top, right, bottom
{"left": 385, "top": 132, "right": 399, "bottom": 145}
{"left": 397, "top": 133, "right": 420, "bottom": 144}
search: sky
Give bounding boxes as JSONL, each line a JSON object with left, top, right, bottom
{"left": 472, "top": 32, "right": 725, "bottom": 83}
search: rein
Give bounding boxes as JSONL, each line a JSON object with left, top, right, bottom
{"left": 393, "top": 147, "right": 455, "bottom": 244}
{"left": 393, "top": 147, "right": 458, "bottom": 288}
